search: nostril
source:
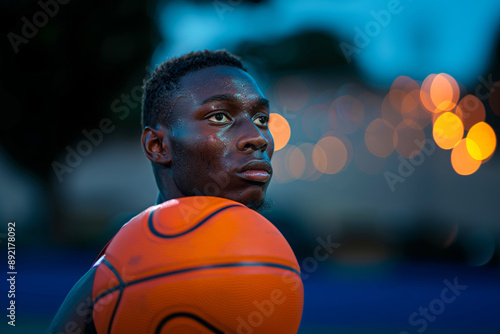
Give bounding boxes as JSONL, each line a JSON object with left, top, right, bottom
{"left": 253, "top": 142, "right": 267, "bottom": 152}
{"left": 241, "top": 140, "right": 267, "bottom": 152}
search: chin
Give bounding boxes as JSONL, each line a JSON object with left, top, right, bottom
{"left": 245, "top": 198, "right": 273, "bottom": 213}
{"left": 235, "top": 189, "right": 271, "bottom": 213}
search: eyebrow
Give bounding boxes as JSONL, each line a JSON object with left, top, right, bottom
{"left": 200, "top": 94, "right": 269, "bottom": 109}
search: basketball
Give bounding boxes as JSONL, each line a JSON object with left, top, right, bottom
{"left": 91, "top": 196, "right": 304, "bottom": 333}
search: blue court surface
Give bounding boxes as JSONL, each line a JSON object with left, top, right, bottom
{"left": 2, "top": 247, "right": 499, "bottom": 334}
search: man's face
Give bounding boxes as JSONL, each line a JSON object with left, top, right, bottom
{"left": 165, "top": 65, "right": 274, "bottom": 209}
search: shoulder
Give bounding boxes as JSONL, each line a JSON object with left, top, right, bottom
{"left": 47, "top": 266, "right": 98, "bottom": 334}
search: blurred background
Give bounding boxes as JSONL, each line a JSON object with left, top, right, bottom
{"left": 1, "top": 0, "right": 500, "bottom": 333}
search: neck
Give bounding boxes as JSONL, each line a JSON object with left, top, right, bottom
{"left": 153, "top": 165, "right": 185, "bottom": 204}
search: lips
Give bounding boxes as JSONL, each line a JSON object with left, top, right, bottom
{"left": 236, "top": 160, "right": 272, "bottom": 182}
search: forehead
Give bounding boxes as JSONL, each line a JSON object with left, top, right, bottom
{"left": 176, "top": 65, "right": 265, "bottom": 105}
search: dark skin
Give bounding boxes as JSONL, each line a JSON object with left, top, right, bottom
{"left": 143, "top": 65, "right": 274, "bottom": 209}
{"left": 47, "top": 65, "right": 274, "bottom": 333}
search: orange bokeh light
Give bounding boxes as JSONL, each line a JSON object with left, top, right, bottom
{"left": 269, "top": 113, "right": 291, "bottom": 151}
{"left": 285, "top": 145, "right": 306, "bottom": 179}
{"left": 420, "top": 74, "right": 438, "bottom": 113}
{"left": 312, "top": 136, "right": 348, "bottom": 174}
{"left": 387, "top": 89, "right": 408, "bottom": 114}
{"left": 433, "top": 112, "right": 464, "bottom": 150}
{"left": 430, "top": 73, "right": 459, "bottom": 111}
{"left": 400, "top": 89, "right": 421, "bottom": 115}
{"left": 334, "top": 132, "right": 353, "bottom": 172}
{"left": 455, "top": 95, "right": 486, "bottom": 130}
{"left": 403, "top": 89, "right": 433, "bottom": 129}
{"left": 451, "top": 138, "right": 481, "bottom": 175}
{"left": 391, "top": 75, "right": 420, "bottom": 93}
{"left": 432, "top": 110, "right": 446, "bottom": 125}
{"left": 297, "top": 142, "right": 322, "bottom": 181}
{"left": 365, "top": 118, "right": 397, "bottom": 158}
{"left": 466, "top": 122, "right": 497, "bottom": 160}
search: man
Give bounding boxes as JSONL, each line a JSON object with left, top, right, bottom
{"left": 48, "top": 49, "right": 274, "bottom": 333}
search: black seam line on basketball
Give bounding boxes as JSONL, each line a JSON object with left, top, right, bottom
{"left": 107, "top": 289, "right": 124, "bottom": 334}
{"left": 127, "top": 261, "right": 301, "bottom": 287}
{"left": 92, "top": 262, "right": 300, "bottom": 306}
{"left": 100, "top": 257, "right": 125, "bottom": 334}
{"left": 102, "top": 258, "right": 126, "bottom": 286}
{"left": 93, "top": 285, "right": 121, "bottom": 305}
{"left": 155, "top": 312, "right": 224, "bottom": 334}
{"left": 148, "top": 204, "right": 243, "bottom": 238}
{"left": 93, "top": 259, "right": 126, "bottom": 305}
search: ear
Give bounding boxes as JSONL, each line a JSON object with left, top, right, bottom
{"left": 141, "top": 125, "right": 171, "bottom": 165}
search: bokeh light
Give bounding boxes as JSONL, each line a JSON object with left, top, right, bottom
{"left": 429, "top": 73, "right": 460, "bottom": 111}
{"left": 273, "top": 75, "right": 309, "bottom": 112}
{"left": 400, "top": 89, "right": 421, "bottom": 115}
{"left": 381, "top": 90, "right": 403, "bottom": 126}
{"left": 420, "top": 74, "right": 439, "bottom": 113}
{"left": 332, "top": 132, "right": 353, "bottom": 173}
{"left": 388, "top": 89, "right": 408, "bottom": 115}
{"left": 391, "top": 75, "right": 420, "bottom": 93}
{"left": 297, "top": 142, "right": 322, "bottom": 181}
{"left": 285, "top": 145, "right": 306, "bottom": 179}
{"left": 481, "top": 153, "right": 494, "bottom": 164}
{"left": 403, "top": 89, "right": 433, "bottom": 129}
{"left": 466, "top": 122, "right": 497, "bottom": 160}
{"left": 433, "top": 112, "right": 464, "bottom": 150}
{"left": 312, "top": 136, "right": 348, "bottom": 174}
{"left": 451, "top": 138, "right": 481, "bottom": 175}
{"left": 381, "top": 84, "right": 433, "bottom": 130}
{"left": 365, "top": 118, "right": 397, "bottom": 158}
{"left": 269, "top": 113, "right": 291, "bottom": 151}
{"left": 431, "top": 110, "right": 446, "bottom": 125}
{"left": 455, "top": 95, "right": 486, "bottom": 130}
{"left": 329, "top": 95, "right": 364, "bottom": 134}
{"left": 395, "top": 120, "right": 425, "bottom": 159}
{"left": 390, "top": 76, "right": 421, "bottom": 120}
{"left": 387, "top": 86, "right": 433, "bottom": 130}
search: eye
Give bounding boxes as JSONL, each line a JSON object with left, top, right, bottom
{"left": 208, "top": 112, "right": 231, "bottom": 123}
{"left": 253, "top": 115, "right": 269, "bottom": 127}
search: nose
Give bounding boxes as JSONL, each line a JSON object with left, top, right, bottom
{"left": 236, "top": 118, "right": 269, "bottom": 153}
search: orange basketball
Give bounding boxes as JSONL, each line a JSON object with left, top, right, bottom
{"left": 92, "top": 196, "right": 304, "bottom": 334}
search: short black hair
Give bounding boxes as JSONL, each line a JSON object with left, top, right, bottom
{"left": 142, "top": 49, "right": 247, "bottom": 128}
